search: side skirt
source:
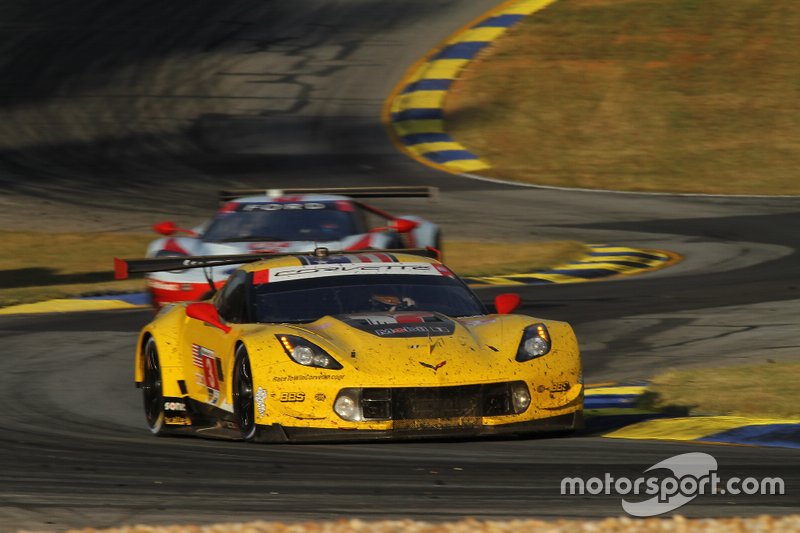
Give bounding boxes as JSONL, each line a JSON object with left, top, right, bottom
{"left": 163, "top": 396, "right": 242, "bottom": 440}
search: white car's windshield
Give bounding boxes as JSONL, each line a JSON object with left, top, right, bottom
{"left": 203, "top": 202, "right": 359, "bottom": 242}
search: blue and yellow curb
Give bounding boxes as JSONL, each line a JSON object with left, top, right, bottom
{"left": 585, "top": 385, "right": 800, "bottom": 449}
{"left": 0, "top": 293, "right": 148, "bottom": 315}
{"left": 464, "top": 244, "right": 680, "bottom": 286}
{"left": 385, "top": 0, "right": 557, "bottom": 173}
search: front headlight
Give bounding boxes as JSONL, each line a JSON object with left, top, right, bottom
{"left": 276, "top": 335, "right": 343, "bottom": 370}
{"left": 516, "top": 323, "right": 551, "bottom": 362}
{"left": 334, "top": 389, "right": 362, "bottom": 421}
{"left": 510, "top": 382, "right": 531, "bottom": 413}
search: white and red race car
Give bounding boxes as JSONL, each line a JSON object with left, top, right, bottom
{"left": 144, "top": 187, "right": 441, "bottom": 308}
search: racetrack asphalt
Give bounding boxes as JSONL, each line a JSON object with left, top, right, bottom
{"left": 0, "top": 0, "right": 798, "bottom": 530}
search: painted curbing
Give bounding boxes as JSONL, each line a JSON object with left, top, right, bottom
{"left": 0, "top": 293, "right": 149, "bottom": 315}
{"left": 385, "top": 0, "right": 557, "bottom": 173}
{"left": 464, "top": 244, "right": 680, "bottom": 286}
{"left": 586, "top": 385, "right": 800, "bottom": 450}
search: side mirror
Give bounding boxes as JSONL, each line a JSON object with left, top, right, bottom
{"left": 153, "top": 221, "right": 178, "bottom": 236}
{"left": 495, "top": 293, "right": 521, "bottom": 315}
{"left": 391, "top": 218, "right": 418, "bottom": 234}
{"left": 153, "top": 220, "right": 196, "bottom": 237}
{"left": 186, "top": 302, "right": 231, "bottom": 333}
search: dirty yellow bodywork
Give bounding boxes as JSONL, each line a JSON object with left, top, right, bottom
{"left": 134, "top": 253, "right": 583, "bottom": 441}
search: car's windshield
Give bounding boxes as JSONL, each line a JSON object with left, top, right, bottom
{"left": 251, "top": 274, "right": 486, "bottom": 323}
{"left": 203, "top": 202, "right": 359, "bottom": 242}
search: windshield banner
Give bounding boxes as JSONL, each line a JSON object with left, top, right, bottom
{"left": 254, "top": 262, "right": 452, "bottom": 284}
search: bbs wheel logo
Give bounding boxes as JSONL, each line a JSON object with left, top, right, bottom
{"left": 280, "top": 392, "right": 305, "bottom": 403}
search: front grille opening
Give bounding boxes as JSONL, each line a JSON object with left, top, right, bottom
{"left": 359, "top": 382, "right": 520, "bottom": 421}
{"left": 362, "top": 388, "right": 392, "bottom": 419}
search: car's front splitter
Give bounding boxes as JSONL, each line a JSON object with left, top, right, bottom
{"left": 253, "top": 412, "right": 582, "bottom": 443}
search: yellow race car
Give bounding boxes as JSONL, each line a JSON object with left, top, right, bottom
{"left": 116, "top": 249, "right": 583, "bottom": 442}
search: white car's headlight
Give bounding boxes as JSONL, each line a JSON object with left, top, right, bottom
{"left": 276, "top": 335, "right": 343, "bottom": 370}
{"left": 516, "top": 323, "right": 552, "bottom": 362}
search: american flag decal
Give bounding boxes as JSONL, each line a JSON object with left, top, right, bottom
{"left": 191, "top": 343, "right": 221, "bottom": 404}
{"left": 192, "top": 343, "right": 215, "bottom": 367}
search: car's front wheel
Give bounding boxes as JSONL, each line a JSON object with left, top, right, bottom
{"left": 232, "top": 345, "right": 257, "bottom": 441}
{"left": 142, "top": 337, "right": 166, "bottom": 435}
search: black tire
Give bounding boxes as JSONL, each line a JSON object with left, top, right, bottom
{"left": 142, "top": 337, "right": 166, "bottom": 435}
{"left": 232, "top": 345, "right": 257, "bottom": 441}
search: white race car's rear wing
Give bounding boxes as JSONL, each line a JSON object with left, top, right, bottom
{"left": 218, "top": 186, "right": 438, "bottom": 203}
{"left": 114, "top": 248, "right": 441, "bottom": 279}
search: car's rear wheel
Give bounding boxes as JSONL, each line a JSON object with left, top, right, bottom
{"left": 142, "top": 337, "right": 165, "bottom": 435}
{"left": 232, "top": 345, "right": 257, "bottom": 441}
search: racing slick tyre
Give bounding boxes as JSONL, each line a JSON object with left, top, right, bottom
{"left": 142, "top": 337, "right": 167, "bottom": 435}
{"left": 232, "top": 345, "right": 258, "bottom": 441}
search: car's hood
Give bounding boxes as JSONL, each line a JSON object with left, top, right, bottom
{"left": 285, "top": 312, "right": 534, "bottom": 386}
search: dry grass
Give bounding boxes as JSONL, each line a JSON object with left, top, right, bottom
{"left": 445, "top": 0, "right": 800, "bottom": 195}
{"left": 0, "top": 231, "right": 587, "bottom": 306}
{"left": 647, "top": 362, "right": 800, "bottom": 419}
{"left": 0, "top": 230, "right": 151, "bottom": 306}
{"left": 447, "top": 239, "right": 588, "bottom": 277}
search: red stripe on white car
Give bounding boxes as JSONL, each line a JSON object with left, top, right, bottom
{"left": 163, "top": 238, "right": 189, "bottom": 255}
{"left": 344, "top": 235, "right": 372, "bottom": 251}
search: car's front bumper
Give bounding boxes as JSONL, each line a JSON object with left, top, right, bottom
{"left": 253, "top": 411, "right": 582, "bottom": 443}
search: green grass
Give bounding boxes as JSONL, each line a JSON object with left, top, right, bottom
{"left": 445, "top": 0, "right": 800, "bottom": 195}
{"left": 0, "top": 231, "right": 587, "bottom": 307}
{"left": 645, "top": 362, "right": 800, "bottom": 419}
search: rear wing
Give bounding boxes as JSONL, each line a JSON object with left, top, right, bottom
{"left": 218, "top": 186, "right": 438, "bottom": 203}
{"left": 114, "top": 248, "right": 441, "bottom": 279}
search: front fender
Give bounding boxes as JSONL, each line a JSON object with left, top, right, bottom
{"left": 134, "top": 305, "right": 189, "bottom": 390}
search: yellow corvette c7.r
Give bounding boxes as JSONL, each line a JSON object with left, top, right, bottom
{"left": 117, "top": 249, "right": 583, "bottom": 442}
